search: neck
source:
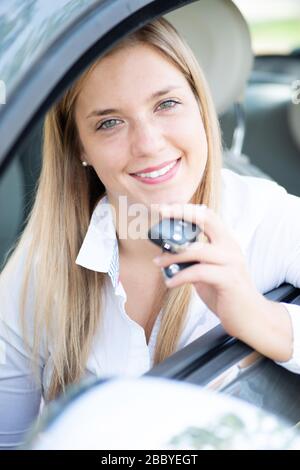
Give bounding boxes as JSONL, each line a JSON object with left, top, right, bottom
{"left": 118, "top": 235, "right": 162, "bottom": 263}
{"left": 109, "top": 195, "right": 163, "bottom": 263}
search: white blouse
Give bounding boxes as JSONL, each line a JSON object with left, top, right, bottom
{"left": 1, "top": 168, "right": 300, "bottom": 449}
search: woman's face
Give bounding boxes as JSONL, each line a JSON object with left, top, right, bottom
{"left": 75, "top": 43, "right": 208, "bottom": 208}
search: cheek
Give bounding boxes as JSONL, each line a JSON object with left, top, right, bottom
{"left": 176, "top": 102, "right": 204, "bottom": 133}
{"left": 75, "top": 121, "right": 127, "bottom": 178}
{"left": 88, "top": 139, "right": 128, "bottom": 177}
{"left": 179, "top": 113, "right": 207, "bottom": 157}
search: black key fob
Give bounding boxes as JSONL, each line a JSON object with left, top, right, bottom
{"left": 148, "top": 218, "right": 201, "bottom": 279}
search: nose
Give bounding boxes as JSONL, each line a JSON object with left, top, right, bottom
{"left": 129, "top": 118, "right": 166, "bottom": 160}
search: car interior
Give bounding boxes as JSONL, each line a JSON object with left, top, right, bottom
{"left": 1, "top": 0, "right": 300, "bottom": 426}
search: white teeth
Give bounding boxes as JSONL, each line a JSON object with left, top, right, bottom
{"left": 135, "top": 159, "right": 177, "bottom": 178}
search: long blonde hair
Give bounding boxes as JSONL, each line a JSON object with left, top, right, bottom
{"left": 2, "top": 17, "right": 222, "bottom": 400}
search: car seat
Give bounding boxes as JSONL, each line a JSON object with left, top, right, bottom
{"left": 165, "top": 0, "right": 271, "bottom": 179}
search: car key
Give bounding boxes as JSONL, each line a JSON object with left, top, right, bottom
{"left": 148, "top": 217, "right": 201, "bottom": 279}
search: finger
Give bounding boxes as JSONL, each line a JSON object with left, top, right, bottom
{"left": 163, "top": 263, "right": 224, "bottom": 288}
{"left": 158, "top": 203, "right": 231, "bottom": 245}
{"left": 153, "top": 241, "right": 228, "bottom": 267}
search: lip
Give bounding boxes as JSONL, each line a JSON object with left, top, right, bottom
{"left": 129, "top": 158, "right": 179, "bottom": 175}
{"left": 130, "top": 157, "right": 181, "bottom": 185}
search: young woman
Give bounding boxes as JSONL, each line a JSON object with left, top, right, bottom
{"left": 1, "top": 17, "right": 300, "bottom": 448}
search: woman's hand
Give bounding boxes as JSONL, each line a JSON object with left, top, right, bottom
{"left": 152, "top": 204, "right": 292, "bottom": 360}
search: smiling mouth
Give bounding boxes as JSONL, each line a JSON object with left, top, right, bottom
{"left": 130, "top": 158, "right": 181, "bottom": 179}
{"left": 129, "top": 157, "right": 182, "bottom": 185}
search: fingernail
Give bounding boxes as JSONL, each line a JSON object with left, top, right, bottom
{"left": 152, "top": 256, "right": 161, "bottom": 265}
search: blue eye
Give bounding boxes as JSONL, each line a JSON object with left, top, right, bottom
{"left": 97, "top": 118, "right": 122, "bottom": 131}
{"left": 158, "top": 99, "right": 180, "bottom": 110}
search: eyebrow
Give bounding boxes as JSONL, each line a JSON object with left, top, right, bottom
{"left": 86, "top": 86, "right": 183, "bottom": 118}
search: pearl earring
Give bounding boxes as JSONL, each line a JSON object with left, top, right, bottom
{"left": 82, "top": 161, "right": 88, "bottom": 167}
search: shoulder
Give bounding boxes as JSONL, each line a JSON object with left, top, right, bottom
{"left": 221, "top": 168, "right": 287, "bottom": 205}
{"left": 220, "top": 168, "right": 289, "bottom": 248}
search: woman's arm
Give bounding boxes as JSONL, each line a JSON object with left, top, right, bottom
{"left": 153, "top": 198, "right": 300, "bottom": 369}
{"left": 246, "top": 188, "right": 300, "bottom": 372}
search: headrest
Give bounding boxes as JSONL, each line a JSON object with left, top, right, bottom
{"left": 165, "top": 0, "right": 253, "bottom": 114}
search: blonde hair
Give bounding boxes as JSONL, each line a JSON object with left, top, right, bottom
{"left": 2, "top": 17, "right": 222, "bottom": 401}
